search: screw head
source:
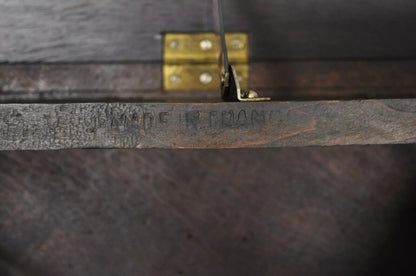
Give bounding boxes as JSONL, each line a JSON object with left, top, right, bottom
{"left": 230, "top": 38, "right": 245, "bottom": 50}
{"left": 169, "top": 40, "right": 179, "bottom": 49}
{"left": 199, "top": 72, "right": 213, "bottom": 85}
{"left": 200, "top": 39, "right": 213, "bottom": 51}
{"left": 248, "top": 90, "right": 259, "bottom": 99}
{"left": 169, "top": 74, "right": 181, "bottom": 83}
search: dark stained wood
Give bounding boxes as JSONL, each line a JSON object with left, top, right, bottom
{"left": 0, "top": 100, "right": 415, "bottom": 150}
{"left": 0, "top": 63, "right": 161, "bottom": 92}
{"left": 2, "top": 61, "right": 416, "bottom": 103}
{"left": 1, "top": 0, "right": 416, "bottom": 62}
{"left": 1, "top": 1, "right": 416, "bottom": 275}
{"left": 1, "top": 146, "right": 415, "bottom": 275}
{"left": 252, "top": 61, "right": 416, "bottom": 89}
{"left": 252, "top": 60, "right": 416, "bottom": 100}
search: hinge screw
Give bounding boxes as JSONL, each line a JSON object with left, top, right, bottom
{"left": 169, "top": 40, "right": 179, "bottom": 49}
{"left": 199, "top": 73, "right": 213, "bottom": 84}
{"left": 169, "top": 74, "right": 181, "bottom": 83}
{"left": 248, "top": 90, "right": 259, "bottom": 99}
{"left": 200, "top": 39, "right": 213, "bottom": 51}
{"left": 230, "top": 38, "right": 245, "bottom": 50}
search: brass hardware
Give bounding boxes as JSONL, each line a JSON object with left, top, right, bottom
{"left": 212, "top": 0, "right": 270, "bottom": 101}
{"left": 164, "top": 33, "right": 248, "bottom": 64}
{"left": 164, "top": 64, "right": 248, "bottom": 91}
{"left": 163, "top": 33, "right": 249, "bottom": 91}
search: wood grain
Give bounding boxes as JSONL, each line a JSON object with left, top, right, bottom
{"left": 1, "top": 146, "right": 415, "bottom": 275}
{"left": 1, "top": 0, "right": 416, "bottom": 62}
{"left": 1, "top": 2, "right": 416, "bottom": 276}
{"left": 0, "top": 99, "right": 415, "bottom": 150}
{"left": 2, "top": 61, "right": 416, "bottom": 103}
{"left": 251, "top": 60, "right": 416, "bottom": 100}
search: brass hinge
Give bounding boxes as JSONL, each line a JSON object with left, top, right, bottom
{"left": 163, "top": 32, "right": 249, "bottom": 91}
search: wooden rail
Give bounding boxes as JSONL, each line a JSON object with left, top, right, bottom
{"left": 1, "top": 99, "right": 415, "bottom": 150}
{"left": 2, "top": 61, "right": 416, "bottom": 102}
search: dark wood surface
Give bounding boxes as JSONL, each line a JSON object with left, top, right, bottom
{"left": 1, "top": 146, "right": 415, "bottom": 276}
{"left": 1, "top": 1, "right": 416, "bottom": 275}
{"left": 2, "top": 61, "right": 416, "bottom": 103}
{"left": 1, "top": 100, "right": 415, "bottom": 150}
{"left": 1, "top": 0, "right": 416, "bottom": 62}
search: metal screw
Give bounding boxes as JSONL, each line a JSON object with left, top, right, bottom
{"left": 169, "top": 40, "right": 179, "bottom": 49}
{"left": 200, "top": 39, "right": 213, "bottom": 51}
{"left": 248, "top": 90, "right": 259, "bottom": 99}
{"left": 230, "top": 38, "right": 245, "bottom": 50}
{"left": 169, "top": 74, "right": 181, "bottom": 83}
{"left": 199, "top": 73, "right": 213, "bottom": 85}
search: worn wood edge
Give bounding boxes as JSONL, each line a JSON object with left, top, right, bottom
{"left": 0, "top": 99, "right": 415, "bottom": 150}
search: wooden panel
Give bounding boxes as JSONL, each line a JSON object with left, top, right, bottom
{"left": 1, "top": 146, "right": 415, "bottom": 275}
{"left": 1, "top": 0, "right": 416, "bottom": 62}
{"left": 252, "top": 61, "right": 416, "bottom": 89}
{"left": 2, "top": 61, "right": 416, "bottom": 103}
{"left": 251, "top": 60, "right": 416, "bottom": 100}
{"left": 0, "top": 100, "right": 415, "bottom": 150}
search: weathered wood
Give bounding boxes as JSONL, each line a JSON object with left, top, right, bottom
{"left": 2, "top": 61, "right": 416, "bottom": 103}
{"left": 0, "top": 99, "right": 415, "bottom": 150}
{"left": 0, "top": 63, "right": 161, "bottom": 92}
{"left": 251, "top": 60, "right": 416, "bottom": 100}
{"left": 1, "top": 146, "right": 416, "bottom": 275}
{"left": 1, "top": 2, "right": 415, "bottom": 276}
{"left": 1, "top": 0, "right": 416, "bottom": 62}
